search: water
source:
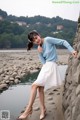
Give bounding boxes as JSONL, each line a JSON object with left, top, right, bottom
{"left": 0, "top": 65, "right": 67, "bottom": 119}
{"left": 0, "top": 84, "right": 31, "bottom": 118}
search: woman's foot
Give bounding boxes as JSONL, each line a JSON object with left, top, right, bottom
{"left": 40, "top": 109, "right": 47, "bottom": 120}
{"left": 18, "top": 107, "right": 32, "bottom": 120}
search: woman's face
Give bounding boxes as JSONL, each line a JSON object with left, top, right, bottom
{"left": 33, "top": 35, "right": 42, "bottom": 45}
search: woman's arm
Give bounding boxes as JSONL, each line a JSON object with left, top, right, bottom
{"left": 46, "top": 37, "right": 74, "bottom": 52}
{"left": 38, "top": 45, "right": 46, "bottom": 64}
{"left": 46, "top": 37, "right": 78, "bottom": 58}
{"left": 38, "top": 53, "right": 46, "bottom": 64}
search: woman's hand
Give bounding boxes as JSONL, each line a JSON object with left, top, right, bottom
{"left": 37, "top": 45, "right": 43, "bottom": 53}
{"left": 72, "top": 50, "right": 78, "bottom": 58}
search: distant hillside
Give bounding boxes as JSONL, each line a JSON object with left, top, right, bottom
{"left": 0, "top": 9, "right": 78, "bottom": 49}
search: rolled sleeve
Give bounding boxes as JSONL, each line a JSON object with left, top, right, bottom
{"left": 46, "top": 37, "right": 74, "bottom": 52}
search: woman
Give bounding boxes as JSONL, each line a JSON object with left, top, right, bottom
{"left": 18, "top": 30, "right": 77, "bottom": 120}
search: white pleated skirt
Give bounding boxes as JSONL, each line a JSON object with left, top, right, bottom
{"left": 33, "top": 61, "right": 62, "bottom": 89}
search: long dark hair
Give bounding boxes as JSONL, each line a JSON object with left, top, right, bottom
{"left": 27, "top": 30, "right": 39, "bottom": 50}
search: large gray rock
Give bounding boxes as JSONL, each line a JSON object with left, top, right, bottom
{"left": 62, "top": 16, "right": 80, "bottom": 120}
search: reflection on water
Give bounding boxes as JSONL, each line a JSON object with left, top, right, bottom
{"left": 0, "top": 65, "right": 67, "bottom": 119}
{"left": 21, "top": 71, "right": 40, "bottom": 83}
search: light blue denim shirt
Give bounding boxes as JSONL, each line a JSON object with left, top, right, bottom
{"left": 38, "top": 37, "right": 74, "bottom": 64}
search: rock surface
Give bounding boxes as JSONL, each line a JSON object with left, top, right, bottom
{"left": 62, "top": 16, "right": 80, "bottom": 120}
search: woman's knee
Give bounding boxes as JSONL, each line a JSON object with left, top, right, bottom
{"left": 31, "top": 84, "right": 38, "bottom": 89}
{"left": 38, "top": 87, "right": 44, "bottom": 93}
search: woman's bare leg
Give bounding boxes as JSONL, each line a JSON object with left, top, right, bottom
{"left": 18, "top": 84, "right": 38, "bottom": 119}
{"left": 38, "top": 86, "right": 46, "bottom": 119}
{"left": 26, "top": 84, "right": 38, "bottom": 109}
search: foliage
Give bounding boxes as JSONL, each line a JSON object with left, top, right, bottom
{"left": 0, "top": 9, "right": 78, "bottom": 49}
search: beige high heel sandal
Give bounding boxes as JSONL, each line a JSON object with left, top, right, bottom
{"left": 40, "top": 110, "right": 47, "bottom": 120}
{"left": 17, "top": 107, "right": 32, "bottom": 120}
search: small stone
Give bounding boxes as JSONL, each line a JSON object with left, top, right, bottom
{"left": 10, "top": 77, "right": 14, "bottom": 81}
{"left": 0, "top": 83, "right": 8, "bottom": 90}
